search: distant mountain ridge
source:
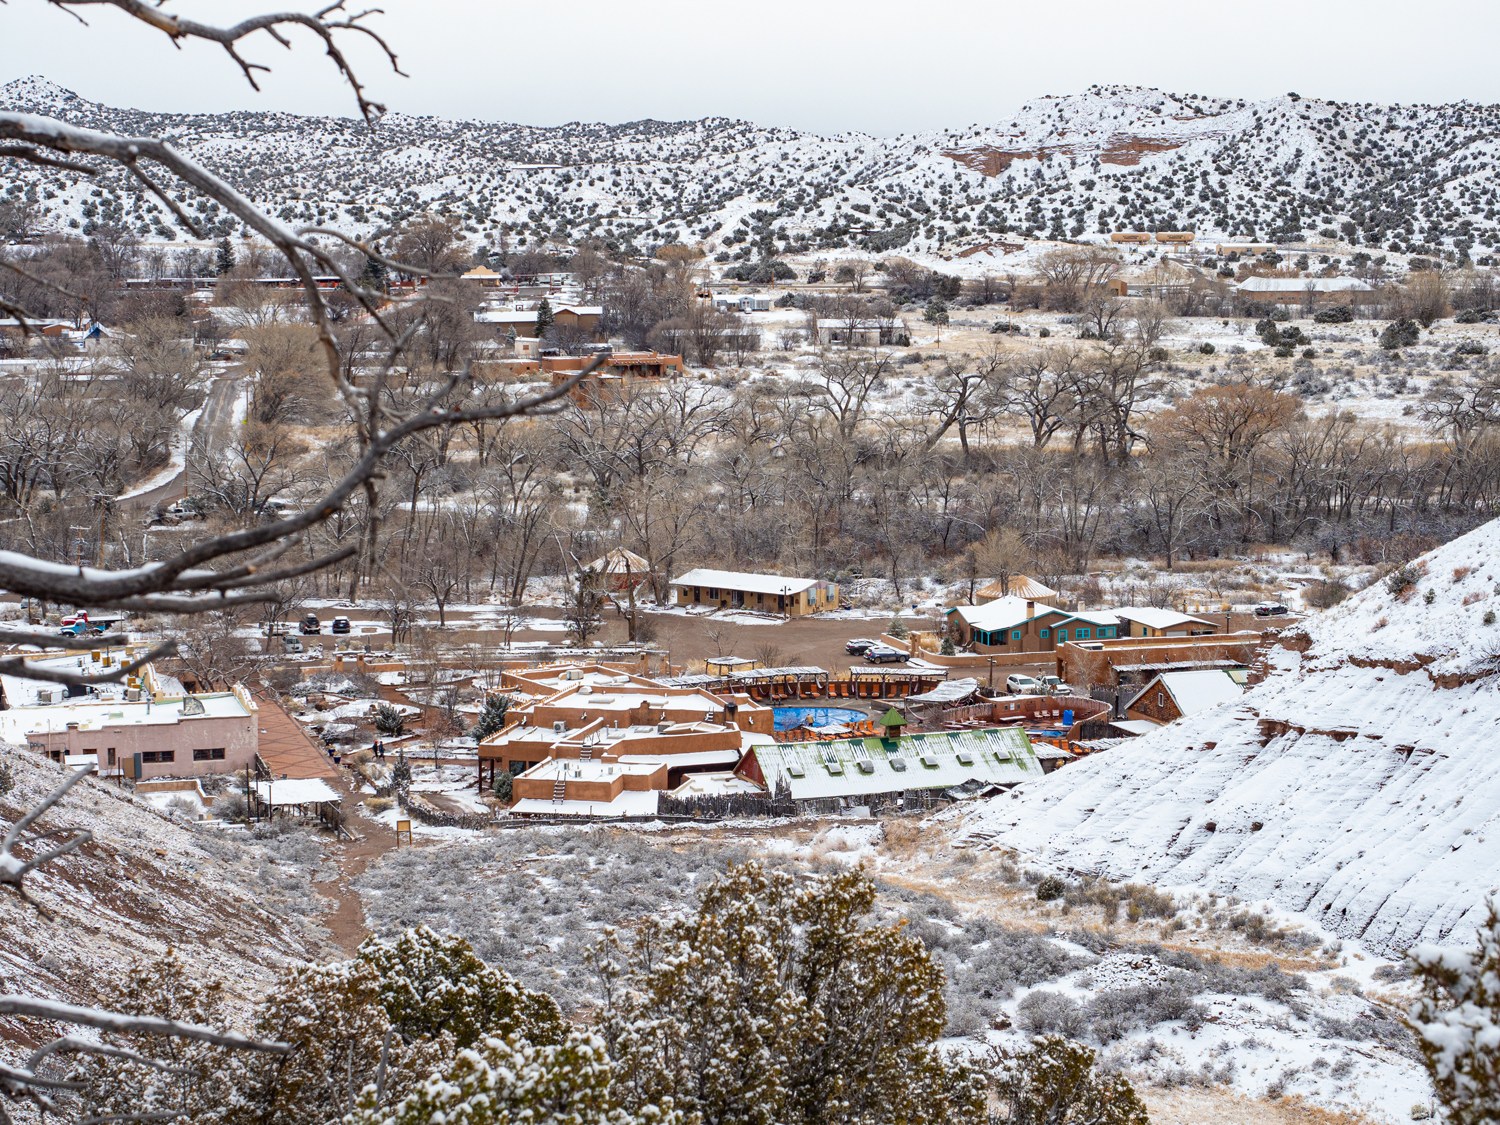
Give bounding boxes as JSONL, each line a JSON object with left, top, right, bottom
{"left": 3, "top": 76, "right": 1499, "bottom": 263}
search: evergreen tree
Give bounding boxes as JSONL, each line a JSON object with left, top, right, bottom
{"left": 535, "top": 297, "right": 555, "bottom": 339}
{"left": 988, "top": 1036, "right": 1150, "bottom": 1125}
{"left": 1410, "top": 898, "right": 1500, "bottom": 1123}
{"left": 598, "top": 863, "right": 984, "bottom": 1125}
{"left": 215, "top": 236, "right": 235, "bottom": 276}
{"left": 359, "top": 252, "right": 389, "bottom": 293}
{"left": 924, "top": 297, "right": 950, "bottom": 327}
{"left": 470, "top": 694, "right": 513, "bottom": 741}
{"left": 888, "top": 615, "right": 910, "bottom": 640}
{"left": 358, "top": 925, "right": 564, "bottom": 1050}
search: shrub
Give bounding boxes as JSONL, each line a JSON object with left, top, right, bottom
{"left": 1015, "top": 991, "right": 1087, "bottom": 1039}
{"left": 1305, "top": 578, "right": 1350, "bottom": 609}
{"left": 987, "top": 1036, "right": 1149, "bottom": 1125}
{"left": 0, "top": 757, "right": 13, "bottom": 797}
{"left": 1038, "top": 327, "right": 1051, "bottom": 338}
{"left": 1198, "top": 341, "right": 1215, "bottom": 355}
{"left": 1386, "top": 564, "right": 1421, "bottom": 598}
{"left": 1380, "top": 318, "right": 1421, "bottom": 350}
{"left": 1274, "top": 344, "right": 1295, "bottom": 358}
{"left": 1410, "top": 898, "right": 1500, "bottom": 1123}
{"left": 1036, "top": 876, "right": 1068, "bottom": 902}
{"left": 1455, "top": 307, "right": 1488, "bottom": 324}
{"left": 1486, "top": 610, "right": 1497, "bottom": 626}
{"left": 1314, "top": 305, "right": 1354, "bottom": 323}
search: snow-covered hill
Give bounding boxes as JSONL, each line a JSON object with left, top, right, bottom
{"left": 0, "top": 749, "right": 330, "bottom": 1034}
{"left": 961, "top": 518, "right": 1500, "bottom": 957}
{"left": 3, "top": 78, "right": 1499, "bottom": 264}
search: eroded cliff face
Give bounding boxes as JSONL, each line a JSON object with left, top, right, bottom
{"left": 962, "top": 519, "right": 1500, "bottom": 956}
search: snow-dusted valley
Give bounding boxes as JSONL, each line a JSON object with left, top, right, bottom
{"left": 4, "top": 77, "right": 1500, "bottom": 263}
{"left": 8, "top": 43, "right": 1500, "bottom": 1125}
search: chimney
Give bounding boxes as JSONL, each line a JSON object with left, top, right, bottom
{"left": 1026, "top": 599, "right": 1035, "bottom": 619}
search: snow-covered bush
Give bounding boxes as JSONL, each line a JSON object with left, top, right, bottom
{"left": 1410, "top": 899, "right": 1500, "bottom": 1123}
{"left": 987, "top": 1036, "right": 1149, "bottom": 1125}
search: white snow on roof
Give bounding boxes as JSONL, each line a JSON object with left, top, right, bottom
{"left": 1112, "top": 607, "right": 1213, "bottom": 629}
{"left": 253, "top": 778, "right": 340, "bottom": 805}
{"left": 907, "top": 678, "right": 982, "bottom": 704}
{"left": 755, "top": 727, "right": 1041, "bottom": 802}
{"left": 511, "top": 790, "right": 660, "bottom": 817}
{"left": 1128, "top": 669, "right": 1244, "bottom": 717}
{"left": 948, "top": 595, "right": 1055, "bottom": 632}
{"left": 1234, "top": 275, "right": 1374, "bottom": 293}
{"left": 0, "top": 693, "right": 251, "bottom": 743}
{"left": 672, "top": 568, "right": 819, "bottom": 596}
{"left": 960, "top": 515, "right": 1500, "bottom": 956}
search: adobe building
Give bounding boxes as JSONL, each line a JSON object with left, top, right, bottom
{"left": 671, "top": 568, "right": 839, "bottom": 618}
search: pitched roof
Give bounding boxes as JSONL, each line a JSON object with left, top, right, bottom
{"left": 948, "top": 595, "right": 1056, "bottom": 632}
{"left": 672, "top": 568, "right": 820, "bottom": 597}
{"left": 1112, "top": 607, "right": 1214, "bottom": 630}
{"left": 975, "top": 575, "right": 1057, "bottom": 601}
{"left": 1127, "top": 669, "right": 1244, "bottom": 717}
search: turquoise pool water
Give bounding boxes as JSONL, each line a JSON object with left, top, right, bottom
{"left": 773, "top": 706, "right": 868, "bottom": 732}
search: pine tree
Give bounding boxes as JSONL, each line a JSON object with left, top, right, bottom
{"left": 347, "top": 1032, "right": 679, "bottom": 1125}
{"left": 358, "top": 925, "right": 564, "bottom": 1050}
{"left": 598, "top": 863, "right": 984, "bottom": 1125}
{"left": 535, "top": 297, "right": 555, "bottom": 339}
{"left": 215, "top": 236, "right": 235, "bottom": 276}
{"left": 359, "top": 252, "right": 389, "bottom": 293}
{"left": 470, "top": 694, "right": 513, "bottom": 741}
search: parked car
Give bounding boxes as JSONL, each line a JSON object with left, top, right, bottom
{"left": 1039, "top": 675, "right": 1072, "bottom": 695}
{"left": 863, "top": 645, "right": 909, "bottom": 664}
{"left": 1254, "top": 602, "right": 1290, "bottom": 617}
{"left": 844, "top": 637, "right": 879, "bottom": 655}
{"left": 330, "top": 616, "right": 352, "bottom": 634}
{"left": 299, "top": 613, "right": 322, "bottom": 635}
{"left": 1005, "top": 674, "right": 1041, "bottom": 694}
{"left": 282, "top": 634, "right": 304, "bottom": 654}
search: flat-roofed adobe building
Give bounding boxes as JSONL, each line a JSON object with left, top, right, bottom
{"left": 0, "top": 650, "right": 257, "bottom": 781}
{"left": 671, "top": 568, "right": 839, "bottom": 617}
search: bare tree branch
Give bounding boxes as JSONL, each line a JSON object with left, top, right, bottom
{"left": 41, "top": 0, "right": 404, "bottom": 126}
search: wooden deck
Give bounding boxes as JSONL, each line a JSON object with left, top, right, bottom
{"left": 252, "top": 688, "right": 338, "bottom": 780}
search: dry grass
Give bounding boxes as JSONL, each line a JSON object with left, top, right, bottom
{"left": 1144, "top": 1088, "right": 1386, "bottom": 1125}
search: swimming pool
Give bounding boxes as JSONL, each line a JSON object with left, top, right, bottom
{"left": 773, "top": 706, "right": 868, "bottom": 732}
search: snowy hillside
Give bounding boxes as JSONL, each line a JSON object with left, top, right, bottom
{"left": 961, "top": 517, "right": 1500, "bottom": 957}
{"left": 3, "top": 78, "right": 1499, "bottom": 263}
{"left": 0, "top": 749, "right": 330, "bottom": 1031}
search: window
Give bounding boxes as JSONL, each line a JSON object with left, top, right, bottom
{"left": 106, "top": 748, "right": 116, "bottom": 766}
{"left": 1101, "top": 626, "right": 1114, "bottom": 638}
{"left": 1056, "top": 629, "right": 1068, "bottom": 642}
{"left": 1039, "top": 628, "right": 1049, "bottom": 639}
{"left": 1011, "top": 629, "right": 1022, "bottom": 641}
{"left": 141, "top": 750, "right": 175, "bottom": 764}
{"left": 1156, "top": 692, "right": 1165, "bottom": 708}
{"left": 193, "top": 747, "right": 226, "bottom": 762}
{"left": 1076, "top": 627, "right": 1092, "bottom": 640}
{"left": 995, "top": 630, "right": 1007, "bottom": 645}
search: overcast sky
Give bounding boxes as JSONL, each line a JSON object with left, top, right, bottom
{"left": 3, "top": 0, "right": 1500, "bottom": 135}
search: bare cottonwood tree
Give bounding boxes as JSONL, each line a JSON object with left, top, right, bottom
{"left": 0, "top": 1, "right": 598, "bottom": 679}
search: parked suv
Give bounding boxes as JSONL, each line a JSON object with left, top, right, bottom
{"left": 844, "top": 637, "right": 879, "bottom": 655}
{"left": 1005, "top": 674, "right": 1040, "bottom": 694}
{"left": 1253, "top": 602, "right": 1290, "bottom": 617}
{"left": 1039, "top": 675, "right": 1072, "bottom": 695}
{"left": 299, "top": 613, "right": 322, "bottom": 634}
{"left": 863, "top": 645, "right": 909, "bottom": 664}
{"left": 330, "top": 616, "right": 352, "bottom": 634}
